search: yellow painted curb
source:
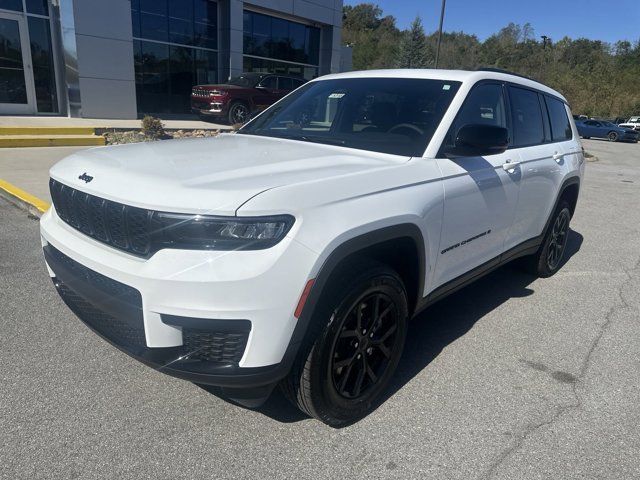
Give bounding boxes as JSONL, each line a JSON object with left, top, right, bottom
{"left": 0, "top": 127, "right": 96, "bottom": 136}
{"left": 0, "top": 135, "right": 105, "bottom": 148}
{"left": 0, "top": 178, "right": 50, "bottom": 214}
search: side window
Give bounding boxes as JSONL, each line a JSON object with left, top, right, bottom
{"left": 444, "top": 83, "right": 506, "bottom": 148}
{"left": 278, "top": 77, "right": 293, "bottom": 90}
{"left": 508, "top": 86, "right": 544, "bottom": 147}
{"left": 259, "top": 76, "right": 277, "bottom": 89}
{"left": 545, "top": 96, "right": 572, "bottom": 141}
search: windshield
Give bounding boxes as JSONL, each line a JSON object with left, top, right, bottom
{"left": 227, "top": 73, "right": 264, "bottom": 88}
{"left": 239, "top": 78, "right": 462, "bottom": 157}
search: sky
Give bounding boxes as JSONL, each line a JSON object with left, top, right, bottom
{"left": 344, "top": 0, "right": 640, "bottom": 44}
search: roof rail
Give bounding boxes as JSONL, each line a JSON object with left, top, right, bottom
{"left": 476, "top": 67, "right": 536, "bottom": 82}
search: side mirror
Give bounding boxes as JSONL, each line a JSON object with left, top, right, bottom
{"left": 445, "top": 124, "right": 509, "bottom": 157}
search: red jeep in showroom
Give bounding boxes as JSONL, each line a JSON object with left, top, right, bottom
{"left": 191, "top": 72, "right": 306, "bottom": 124}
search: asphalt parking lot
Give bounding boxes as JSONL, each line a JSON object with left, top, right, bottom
{"left": 1, "top": 139, "right": 639, "bottom": 479}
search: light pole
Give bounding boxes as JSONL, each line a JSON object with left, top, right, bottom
{"left": 434, "top": 0, "right": 447, "bottom": 68}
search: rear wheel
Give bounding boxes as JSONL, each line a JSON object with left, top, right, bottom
{"left": 282, "top": 261, "right": 408, "bottom": 427}
{"left": 608, "top": 131, "right": 618, "bottom": 142}
{"left": 521, "top": 202, "right": 571, "bottom": 277}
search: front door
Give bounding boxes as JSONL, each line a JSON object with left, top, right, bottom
{"left": 253, "top": 75, "right": 279, "bottom": 111}
{"left": 432, "top": 82, "right": 521, "bottom": 289}
{"left": 0, "top": 12, "right": 36, "bottom": 114}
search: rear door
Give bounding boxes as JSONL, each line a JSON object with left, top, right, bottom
{"left": 432, "top": 82, "right": 522, "bottom": 288}
{"left": 584, "top": 120, "right": 601, "bottom": 138}
{"left": 506, "top": 87, "right": 576, "bottom": 251}
{"left": 277, "top": 76, "right": 294, "bottom": 96}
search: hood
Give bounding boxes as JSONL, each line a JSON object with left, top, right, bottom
{"left": 49, "top": 134, "right": 406, "bottom": 216}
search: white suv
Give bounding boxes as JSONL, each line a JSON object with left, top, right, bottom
{"left": 40, "top": 69, "right": 584, "bottom": 426}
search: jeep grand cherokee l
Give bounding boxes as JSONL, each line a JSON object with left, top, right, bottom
{"left": 191, "top": 72, "right": 305, "bottom": 124}
{"left": 41, "top": 69, "right": 584, "bottom": 426}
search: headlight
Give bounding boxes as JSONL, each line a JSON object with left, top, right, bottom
{"left": 152, "top": 213, "right": 295, "bottom": 251}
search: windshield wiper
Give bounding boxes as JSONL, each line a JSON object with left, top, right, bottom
{"left": 296, "top": 135, "right": 347, "bottom": 146}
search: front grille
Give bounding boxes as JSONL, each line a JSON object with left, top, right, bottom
{"left": 47, "top": 245, "right": 146, "bottom": 351}
{"left": 50, "top": 179, "right": 152, "bottom": 257}
{"left": 47, "top": 243, "right": 141, "bottom": 306}
{"left": 183, "top": 329, "right": 249, "bottom": 364}
{"left": 192, "top": 88, "right": 211, "bottom": 97}
{"left": 47, "top": 244, "right": 250, "bottom": 368}
{"left": 57, "top": 282, "right": 147, "bottom": 351}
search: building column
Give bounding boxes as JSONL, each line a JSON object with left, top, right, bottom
{"left": 218, "top": 0, "right": 244, "bottom": 82}
{"left": 319, "top": 24, "right": 342, "bottom": 76}
{"left": 60, "top": 0, "right": 137, "bottom": 119}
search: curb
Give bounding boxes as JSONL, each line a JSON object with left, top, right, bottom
{"left": 0, "top": 179, "right": 50, "bottom": 218}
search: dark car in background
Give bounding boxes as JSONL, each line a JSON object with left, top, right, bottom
{"left": 576, "top": 119, "right": 639, "bottom": 142}
{"left": 191, "top": 72, "right": 306, "bottom": 124}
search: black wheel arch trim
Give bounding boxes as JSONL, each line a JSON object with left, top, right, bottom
{"left": 277, "top": 223, "right": 427, "bottom": 379}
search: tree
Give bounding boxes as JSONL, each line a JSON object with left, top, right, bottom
{"left": 343, "top": 3, "right": 640, "bottom": 117}
{"left": 342, "top": 3, "right": 401, "bottom": 70}
{"left": 396, "top": 16, "right": 430, "bottom": 68}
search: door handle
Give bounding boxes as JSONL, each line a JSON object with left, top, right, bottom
{"left": 553, "top": 152, "right": 565, "bottom": 162}
{"left": 502, "top": 161, "right": 521, "bottom": 172}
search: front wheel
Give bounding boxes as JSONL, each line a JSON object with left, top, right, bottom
{"left": 608, "top": 131, "right": 619, "bottom": 142}
{"left": 282, "top": 261, "right": 408, "bottom": 427}
{"left": 228, "top": 102, "right": 250, "bottom": 125}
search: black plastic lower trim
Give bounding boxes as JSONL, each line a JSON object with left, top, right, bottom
{"left": 44, "top": 243, "right": 286, "bottom": 389}
{"left": 415, "top": 235, "right": 543, "bottom": 313}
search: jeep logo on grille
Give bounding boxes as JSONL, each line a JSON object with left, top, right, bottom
{"left": 78, "top": 172, "right": 93, "bottom": 183}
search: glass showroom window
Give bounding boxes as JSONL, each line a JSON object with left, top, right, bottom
{"left": 243, "top": 10, "right": 320, "bottom": 80}
{"left": 0, "top": 0, "right": 58, "bottom": 112}
{"left": 131, "top": 0, "right": 218, "bottom": 115}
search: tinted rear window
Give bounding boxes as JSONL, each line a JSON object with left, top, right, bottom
{"left": 509, "top": 86, "right": 545, "bottom": 147}
{"left": 545, "top": 96, "right": 572, "bottom": 141}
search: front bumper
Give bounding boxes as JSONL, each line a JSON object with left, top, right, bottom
{"left": 40, "top": 207, "right": 318, "bottom": 387}
{"left": 191, "top": 98, "right": 228, "bottom": 116}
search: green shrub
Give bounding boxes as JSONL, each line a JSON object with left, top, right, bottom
{"left": 141, "top": 115, "right": 165, "bottom": 140}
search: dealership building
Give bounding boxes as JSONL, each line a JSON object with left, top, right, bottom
{"left": 0, "top": 0, "right": 345, "bottom": 119}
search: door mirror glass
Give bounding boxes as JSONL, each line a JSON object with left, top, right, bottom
{"left": 445, "top": 124, "right": 509, "bottom": 157}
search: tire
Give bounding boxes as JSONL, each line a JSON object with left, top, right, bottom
{"left": 521, "top": 201, "right": 572, "bottom": 278}
{"left": 608, "top": 131, "right": 618, "bottom": 142}
{"left": 281, "top": 260, "right": 408, "bottom": 427}
{"left": 228, "top": 102, "right": 250, "bottom": 125}
{"left": 582, "top": 136, "right": 590, "bottom": 139}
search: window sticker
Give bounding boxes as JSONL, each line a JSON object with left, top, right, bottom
{"left": 442, "top": 84, "right": 451, "bottom": 90}
{"left": 328, "top": 93, "right": 346, "bottom": 99}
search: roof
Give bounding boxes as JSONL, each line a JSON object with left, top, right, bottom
{"left": 315, "top": 69, "right": 567, "bottom": 103}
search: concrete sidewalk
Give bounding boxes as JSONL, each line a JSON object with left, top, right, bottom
{"left": 0, "top": 116, "right": 228, "bottom": 131}
{"left": 0, "top": 146, "right": 89, "bottom": 204}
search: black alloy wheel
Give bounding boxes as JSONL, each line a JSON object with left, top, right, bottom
{"left": 229, "top": 102, "right": 249, "bottom": 124}
{"left": 281, "top": 261, "right": 408, "bottom": 427}
{"left": 330, "top": 292, "right": 401, "bottom": 399}
{"left": 546, "top": 208, "right": 570, "bottom": 271}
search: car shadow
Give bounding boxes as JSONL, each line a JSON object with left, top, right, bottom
{"left": 204, "top": 229, "right": 583, "bottom": 425}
